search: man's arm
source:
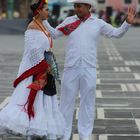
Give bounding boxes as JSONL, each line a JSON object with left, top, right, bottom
{"left": 101, "top": 7, "right": 135, "bottom": 38}
{"left": 37, "top": 10, "right": 63, "bottom": 39}
{"left": 100, "top": 20, "right": 131, "bottom": 38}
{"left": 43, "top": 20, "right": 63, "bottom": 39}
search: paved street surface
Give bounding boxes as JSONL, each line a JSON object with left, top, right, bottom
{"left": 0, "top": 27, "right": 140, "bottom": 140}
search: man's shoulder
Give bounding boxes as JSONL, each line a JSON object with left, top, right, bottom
{"left": 92, "top": 17, "right": 107, "bottom": 25}
{"left": 64, "top": 15, "right": 78, "bottom": 22}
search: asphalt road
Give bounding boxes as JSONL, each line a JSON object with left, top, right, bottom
{"left": 0, "top": 27, "right": 140, "bottom": 140}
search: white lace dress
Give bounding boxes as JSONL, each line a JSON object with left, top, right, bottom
{"left": 0, "top": 30, "right": 65, "bottom": 139}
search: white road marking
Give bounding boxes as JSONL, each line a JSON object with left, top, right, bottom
{"left": 0, "top": 96, "right": 10, "bottom": 110}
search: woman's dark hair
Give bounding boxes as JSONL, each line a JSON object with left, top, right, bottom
{"left": 30, "top": 0, "right": 46, "bottom": 16}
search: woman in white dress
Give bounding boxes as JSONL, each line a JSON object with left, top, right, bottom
{"left": 0, "top": 0, "right": 65, "bottom": 139}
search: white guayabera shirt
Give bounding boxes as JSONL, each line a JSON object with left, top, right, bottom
{"left": 43, "top": 15, "right": 131, "bottom": 68}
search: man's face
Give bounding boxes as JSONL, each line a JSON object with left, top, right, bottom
{"left": 74, "top": 3, "right": 91, "bottom": 18}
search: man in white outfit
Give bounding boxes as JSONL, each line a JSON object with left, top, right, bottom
{"left": 40, "top": 0, "right": 136, "bottom": 140}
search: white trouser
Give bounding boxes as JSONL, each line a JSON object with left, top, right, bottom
{"left": 60, "top": 67, "right": 96, "bottom": 140}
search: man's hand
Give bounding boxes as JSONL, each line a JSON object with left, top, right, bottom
{"left": 126, "top": 7, "right": 136, "bottom": 24}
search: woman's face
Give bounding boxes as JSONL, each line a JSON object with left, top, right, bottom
{"left": 38, "top": 4, "right": 49, "bottom": 19}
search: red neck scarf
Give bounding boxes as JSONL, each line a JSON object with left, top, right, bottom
{"left": 58, "top": 13, "right": 91, "bottom": 35}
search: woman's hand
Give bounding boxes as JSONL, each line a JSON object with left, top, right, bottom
{"left": 126, "top": 7, "right": 136, "bottom": 24}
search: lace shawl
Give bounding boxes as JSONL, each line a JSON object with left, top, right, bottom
{"left": 17, "top": 30, "right": 50, "bottom": 77}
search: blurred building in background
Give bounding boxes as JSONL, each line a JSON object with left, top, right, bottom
{"left": 0, "top": 0, "right": 69, "bottom": 19}
{"left": 0, "top": 0, "right": 32, "bottom": 19}
{"left": 97, "top": 0, "right": 140, "bottom": 12}
{"left": 0, "top": 0, "right": 140, "bottom": 34}
{"left": 0, "top": 0, "right": 140, "bottom": 19}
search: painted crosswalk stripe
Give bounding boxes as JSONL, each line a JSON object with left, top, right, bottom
{"left": 121, "top": 84, "right": 128, "bottom": 91}
{"left": 125, "top": 61, "right": 140, "bottom": 66}
{"left": 99, "top": 134, "right": 140, "bottom": 137}
{"left": 73, "top": 134, "right": 79, "bottom": 140}
{"left": 0, "top": 96, "right": 10, "bottom": 110}
{"left": 76, "top": 108, "right": 79, "bottom": 120}
{"left": 125, "top": 67, "right": 131, "bottom": 72}
{"left": 134, "top": 73, "right": 140, "bottom": 80}
{"left": 114, "top": 67, "right": 119, "bottom": 72}
{"left": 99, "top": 135, "right": 107, "bottom": 140}
{"left": 97, "top": 108, "right": 105, "bottom": 119}
{"left": 135, "top": 119, "right": 140, "bottom": 132}
{"left": 96, "top": 90, "right": 102, "bottom": 98}
{"left": 136, "top": 84, "right": 140, "bottom": 91}
{"left": 96, "top": 79, "right": 100, "bottom": 84}
{"left": 126, "top": 84, "right": 137, "bottom": 91}
{"left": 114, "top": 67, "right": 131, "bottom": 72}
{"left": 73, "top": 134, "right": 97, "bottom": 140}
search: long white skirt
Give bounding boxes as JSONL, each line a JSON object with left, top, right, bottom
{"left": 0, "top": 76, "right": 65, "bottom": 139}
